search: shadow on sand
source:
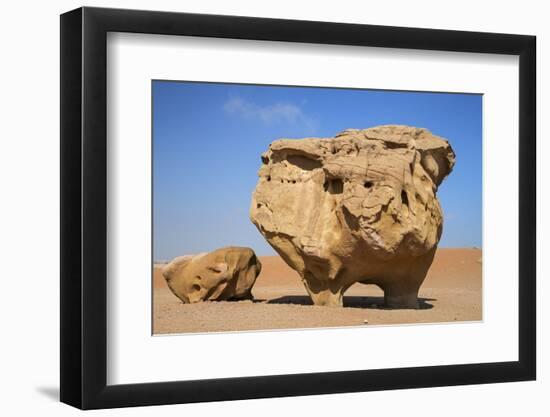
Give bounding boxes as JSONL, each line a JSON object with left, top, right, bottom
{"left": 266, "top": 295, "right": 435, "bottom": 310}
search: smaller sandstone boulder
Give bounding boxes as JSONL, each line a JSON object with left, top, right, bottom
{"left": 162, "top": 247, "right": 262, "bottom": 303}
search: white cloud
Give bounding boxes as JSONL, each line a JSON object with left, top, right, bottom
{"left": 223, "top": 97, "right": 318, "bottom": 132}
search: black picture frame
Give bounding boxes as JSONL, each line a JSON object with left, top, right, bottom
{"left": 60, "top": 6, "right": 536, "bottom": 410}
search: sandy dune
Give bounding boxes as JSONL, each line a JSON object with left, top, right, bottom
{"left": 153, "top": 248, "right": 482, "bottom": 334}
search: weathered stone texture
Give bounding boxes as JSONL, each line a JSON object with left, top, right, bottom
{"left": 162, "top": 247, "right": 261, "bottom": 303}
{"left": 250, "top": 125, "right": 455, "bottom": 308}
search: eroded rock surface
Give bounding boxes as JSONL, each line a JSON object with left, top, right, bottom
{"left": 250, "top": 125, "right": 455, "bottom": 308}
{"left": 162, "top": 247, "right": 262, "bottom": 303}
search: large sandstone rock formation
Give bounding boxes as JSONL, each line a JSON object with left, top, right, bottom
{"left": 162, "top": 247, "right": 262, "bottom": 303}
{"left": 250, "top": 125, "right": 455, "bottom": 308}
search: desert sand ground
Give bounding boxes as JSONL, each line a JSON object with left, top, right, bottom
{"left": 153, "top": 248, "right": 482, "bottom": 334}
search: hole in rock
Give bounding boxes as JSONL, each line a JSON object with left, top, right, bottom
{"left": 401, "top": 190, "right": 409, "bottom": 207}
{"left": 324, "top": 179, "right": 344, "bottom": 194}
{"left": 286, "top": 154, "right": 322, "bottom": 171}
{"left": 384, "top": 141, "right": 408, "bottom": 150}
{"left": 261, "top": 155, "right": 269, "bottom": 164}
{"left": 364, "top": 181, "right": 373, "bottom": 189}
{"left": 192, "top": 284, "right": 201, "bottom": 292}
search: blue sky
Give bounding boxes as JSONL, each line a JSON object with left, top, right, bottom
{"left": 153, "top": 81, "right": 482, "bottom": 260}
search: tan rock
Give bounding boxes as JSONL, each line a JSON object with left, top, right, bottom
{"left": 250, "top": 125, "right": 455, "bottom": 308}
{"left": 162, "top": 247, "right": 262, "bottom": 303}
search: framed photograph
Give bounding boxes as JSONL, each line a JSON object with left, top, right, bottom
{"left": 60, "top": 6, "right": 536, "bottom": 409}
